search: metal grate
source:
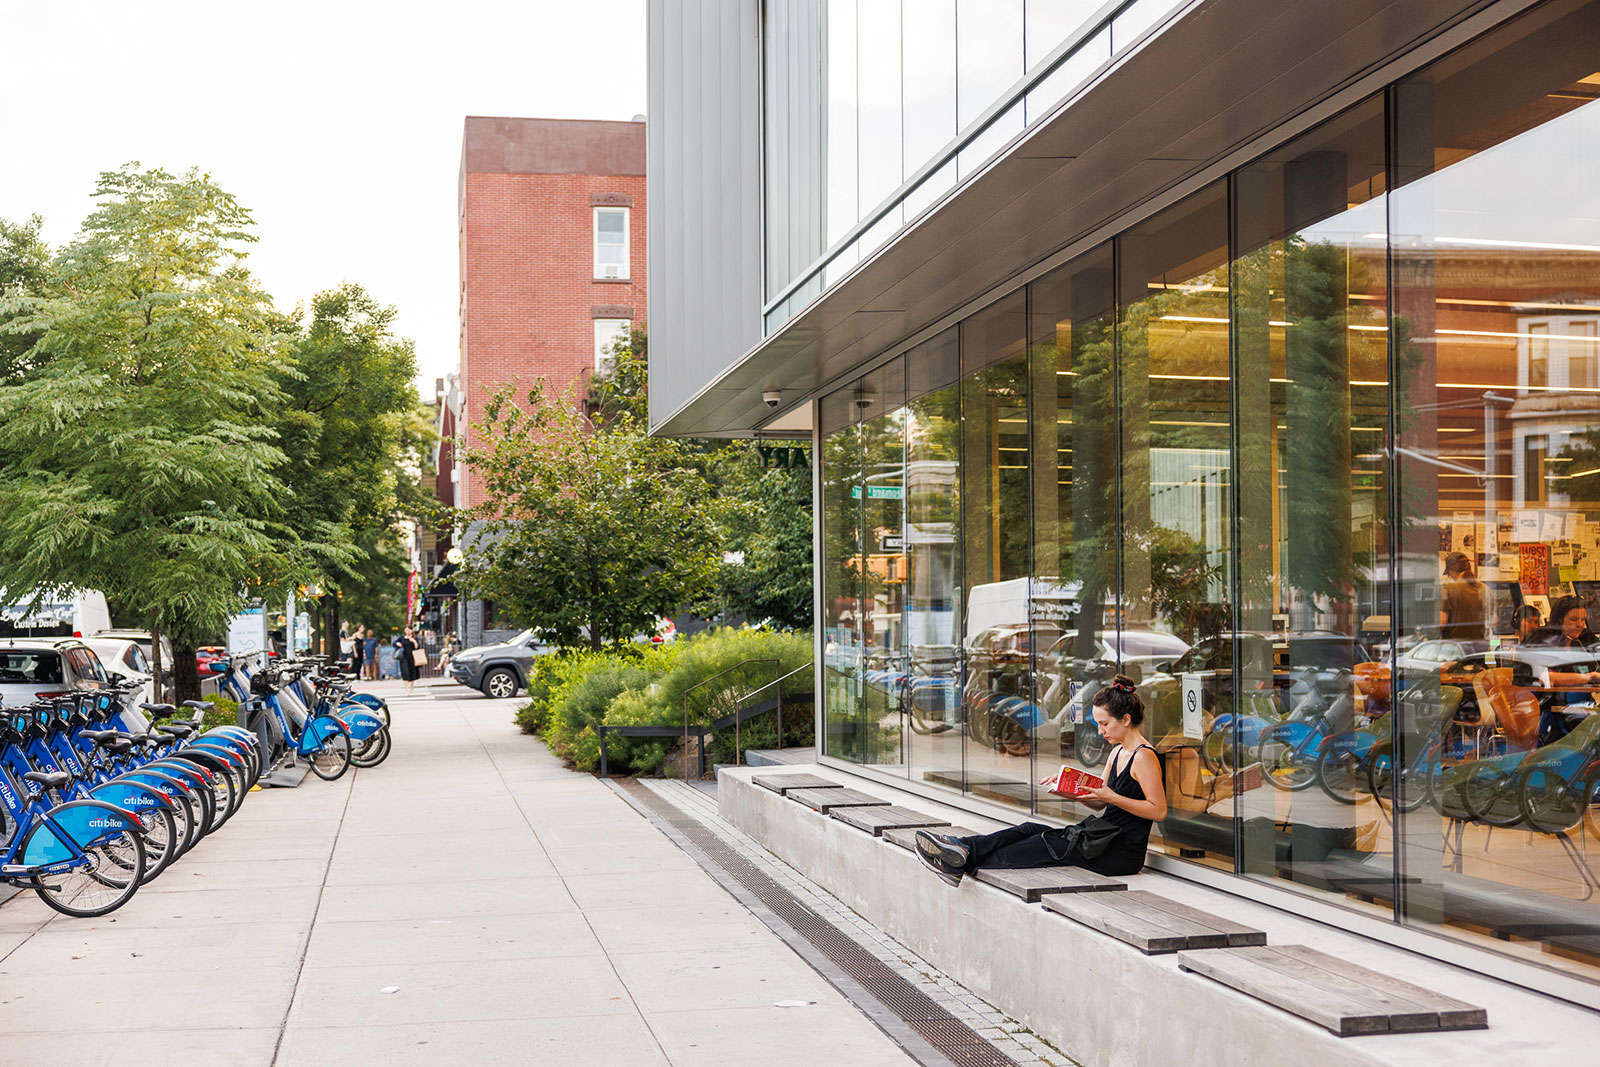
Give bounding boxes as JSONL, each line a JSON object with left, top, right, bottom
{"left": 617, "top": 780, "right": 1020, "bottom": 1067}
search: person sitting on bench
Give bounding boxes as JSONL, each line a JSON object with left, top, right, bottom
{"left": 915, "top": 675, "right": 1167, "bottom": 887}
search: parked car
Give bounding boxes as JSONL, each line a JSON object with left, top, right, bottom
{"left": 92, "top": 627, "right": 175, "bottom": 670}
{"left": 450, "top": 629, "right": 548, "bottom": 698}
{"left": 0, "top": 637, "right": 111, "bottom": 707}
{"left": 81, "top": 636, "right": 156, "bottom": 705}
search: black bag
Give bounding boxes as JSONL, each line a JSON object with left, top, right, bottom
{"left": 1043, "top": 815, "right": 1122, "bottom": 862}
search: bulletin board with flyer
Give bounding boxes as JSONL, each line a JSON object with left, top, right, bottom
{"left": 1445, "top": 509, "right": 1600, "bottom": 631}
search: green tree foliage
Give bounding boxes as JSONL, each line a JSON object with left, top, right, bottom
{"left": 458, "top": 380, "right": 724, "bottom": 650}
{"left": 0, "top": 165, "right": 317, "bottom": 699}
{"left": 0, "top": 214, "right": 53, "bottom": 381}
{"left": 274, "top": 283, "right": 427, "bottom": 647}
{"left": 711, "top": 445, "right": 814, "bottom": 629}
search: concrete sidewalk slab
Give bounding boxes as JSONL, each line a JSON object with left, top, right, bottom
{"left": 0, "top": 681, "right": 917, "bottom": 1067}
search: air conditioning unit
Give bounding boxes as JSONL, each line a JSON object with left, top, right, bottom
{"left": 601, "top": 264, "right": 622, "bottom": 279}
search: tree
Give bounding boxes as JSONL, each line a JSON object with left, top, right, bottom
{"left": 0, "top": 214, "right": 54, "bottom": 382}
{"left": 273, "top": 283, "right": 425, "bottom": 652}
{"left": 713, "top": 445, "right": 813, "bottom": 629}
{"left": 458, "top": 380, "right": 724, "bottom": 650}
{"left": 0, "top": 165, "right": 315, "bottom": 701}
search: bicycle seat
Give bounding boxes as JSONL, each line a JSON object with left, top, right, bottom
{"left": 23, "top": 770, "right": 73, "bottom": 789}
{"left": 140, "top": 703, "right": 177, "bottom": 720}
{"left": 162, "top": 723, "right": 195, "bottom": 739}
{"left": 81, "top": 729, "right": 122, "bottom": 744}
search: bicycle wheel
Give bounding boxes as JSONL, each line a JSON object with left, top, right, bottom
{"left": 1517, "top": 763, "right": 1588, "bottom": 835}
{"left": 1200, "top": 727, "right": 1233, "bottom": 775}
{"left": 308, "top": 727, "right": 352, "bottom": 781}
{"left": 27, "top": 829, "right": 146, "bottom": 917}
{"left": 1459, "top": 763, "right": 1523, "bottom": 827}
{"left": 131, "top": 807, "right": 178, "bottom": 884}
{"left": 1257, "top": 731, "right": 1315, "bottom": 791}
{"left": 351, "top": 727, "right": 392, "bottom": 769}
{"left": 1315, "top": 736, "right": 1369, "bottom": 804}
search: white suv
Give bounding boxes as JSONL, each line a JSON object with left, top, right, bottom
{"left": 0, "top": 638, "right": 111, "bottom": 708}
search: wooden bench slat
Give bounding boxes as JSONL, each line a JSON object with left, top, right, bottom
{"left": 786, "top": 787, "right": 890, "bottom": 813}
{"left": 832, "top": 806, "right": 951, "bottom": 836}
{"left": 752, "top": 773, "right": 843, "bottom": 794}
{"left": 1044, "top": 892, "right": 1194, "bottom": 953}
{"left": 1267, "top": 945, "right": 1487, "bottom": 1031}
{"left": 1177, "top": 948, "right": 1400, "bottom": 1036}
{"left": 975, "top": 866, "right": 1126, "bottom": 902}
{"left": 1221, "top": 946, "right": 1444, "bottom": 1033}
{"left": 881, "top": 825, "right": 986, "bottom": 852}
{"left": 1122, "top": 891, "right": 1267, "bottom": 947}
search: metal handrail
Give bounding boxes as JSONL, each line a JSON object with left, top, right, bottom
{"left": 685, "top": 658, "right": 779, "bottom": 776}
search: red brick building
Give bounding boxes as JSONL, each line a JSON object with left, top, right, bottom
{"left": 457, "top": 115, "right": 647, "bottom": 511}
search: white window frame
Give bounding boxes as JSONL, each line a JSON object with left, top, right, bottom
{"left": 594, "top": 318, "right": 631, "bottom": 375}
{"left": 593, "top": 207, "right": 630, "bottom": 280}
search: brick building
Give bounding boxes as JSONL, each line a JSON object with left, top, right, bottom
{"left": 449, "top": 115, "right": 647, "bottom": 647}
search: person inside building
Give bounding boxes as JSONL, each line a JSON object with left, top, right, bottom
{"left": 1530, "top": 595, "right": 1600, "bottom": 744}
{"left": 914, "top": 676, "right": 1166, "bottom": 886}
{"left": 1511, "top": 604, "right": 1542, "bottom": 644}
{"left": 1440, "top": 551, "right": 1489, "bottom": 641}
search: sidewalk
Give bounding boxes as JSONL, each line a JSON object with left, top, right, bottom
{"left": 0, "top": 682, "right": 916, "bottom": 1066}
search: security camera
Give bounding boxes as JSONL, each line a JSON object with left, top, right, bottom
{"left": 762, "top": 389, "right": 782, "bottom": 408}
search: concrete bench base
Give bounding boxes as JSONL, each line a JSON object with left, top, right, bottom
{"left": 719, "top": 766, "right": 1539, "bottom": 1067}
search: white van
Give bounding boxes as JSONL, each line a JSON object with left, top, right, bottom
{"left": 0, "top": 589, "right": 113, "bottom": 639}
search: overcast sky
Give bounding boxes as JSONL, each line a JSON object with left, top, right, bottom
{"left": 0, "top": 0, "right": 647, "bottom": 392}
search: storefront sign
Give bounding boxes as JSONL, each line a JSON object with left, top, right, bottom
{"left": 757, "top": 445, "right": 810, "bottom": 470}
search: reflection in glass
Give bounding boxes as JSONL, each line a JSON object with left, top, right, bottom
{"left": 1391, "top": 0, "right": 1600, "bottom": 979}
{"left": 821, "top": 391, "right": 864, "bottom": 761}
{"left": 1233, "top": 99, "right": 1392, "bottom": 900}
{"left": 1119, "top": 184, "right": 1234, "bottom": 868}
{"left": 859, "top": 356, "right": 908, "bottom": 771}
{"left": 906, "top": 330, "right": 963, "bottom": 789}
{"left": 1029, "top": 247, "right": 1118, "bottom": 823}
{"left": 960, "top": 293, "right": 1031, "bottom": 809}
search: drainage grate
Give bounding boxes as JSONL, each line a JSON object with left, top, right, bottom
{"left": 616, "top": 780, "right": 1019, "bottom": 1067}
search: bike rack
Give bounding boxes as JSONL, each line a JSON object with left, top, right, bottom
{"left": 596, "top": 659, "right": 813, "bottom": 779}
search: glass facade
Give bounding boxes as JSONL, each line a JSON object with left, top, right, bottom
{"left": 762, "top": 0, "right": 1188, "bottom": 331}
{"left": 817, "top": 0, "right": 1600, "bottom": 986}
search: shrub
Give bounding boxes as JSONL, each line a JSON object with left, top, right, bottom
{"left": 200, "top": 694, "right": 240, "bottom": 732}
{"left": 543, "top": 642, "right": 678, "bottom": 765}
{"left": 515, "top": 650, "right": 586, "bottom": 735}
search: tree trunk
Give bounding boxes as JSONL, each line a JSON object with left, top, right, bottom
{"left": 169, "top": 636, "right": 203, "bottom": 704}
{"left": 149, "top": 614, "right": 166, "bottom": 703}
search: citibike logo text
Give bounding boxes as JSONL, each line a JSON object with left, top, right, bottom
{"left": 87, "top": 817, "right": 124, "bottom": 829}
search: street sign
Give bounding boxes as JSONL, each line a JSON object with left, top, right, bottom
{"left": 850, "top": 485, "right": 903, "bottom": 500}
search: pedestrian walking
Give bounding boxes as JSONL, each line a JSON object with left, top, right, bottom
{"left": 350, "top": 625, "right": 366, "bottom": 677}
{"left": 339, "top": 628, "right": 356, "bottom": 672}
{"left": 363, "top": 629, "right": 378, "bottom": 681}
{"left": 397, "top": 627, "right": 423, "bottom": 695}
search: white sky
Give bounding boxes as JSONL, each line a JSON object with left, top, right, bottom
{"left": 0, "top": 0, "right": 648, "bottom": 392}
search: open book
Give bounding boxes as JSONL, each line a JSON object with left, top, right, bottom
{"left": 1041, "top": 766, "right": 1104, "bottom": 798}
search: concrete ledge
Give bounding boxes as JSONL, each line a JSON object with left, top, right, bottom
{"left": 719, "top": 764, "right": 1600, "bottom": 1067}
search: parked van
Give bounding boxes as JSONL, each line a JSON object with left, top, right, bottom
{"left": 0, "top": 589, "right": 112, "bottom": 639}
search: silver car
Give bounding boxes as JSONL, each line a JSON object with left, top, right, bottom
{"left": 0, "top": 638, "right": 111, "bottom": 708}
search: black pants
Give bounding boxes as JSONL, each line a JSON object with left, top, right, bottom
{"left": 957, "top": 821, "right": 1084, "bottom": 872}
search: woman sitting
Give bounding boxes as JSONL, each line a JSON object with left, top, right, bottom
{"left": 915, "top": 675, "right": 1167, "bottom": 886}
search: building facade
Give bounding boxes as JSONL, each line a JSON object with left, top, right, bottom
{"left": 455, "top": 115, "right": 647, "bottom": 645}
{"left": 649, "top": 0, "right": 1600, "bottom": 1006}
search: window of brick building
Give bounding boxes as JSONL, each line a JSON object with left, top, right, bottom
{"left": 593, "top": 207, "right": 630, "bottom": 279}
{"left": 594, "top": 318, "right": 631, "bottom": 375}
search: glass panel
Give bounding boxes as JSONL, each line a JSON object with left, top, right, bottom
{"left": 1111, "top": 0, "right": 1179, "bottom": 51}
{"left": 959, "top": 292, "right": 1031, "bottom": 809}
{"left": 1391, "top": 0, "right": 1600, "bottom": 981}
{"left": 1029, "top": 245, "right": 1119, "bottom": 822}
{"left": 1025, "top": 26, "right": 1110, "bottom": 126}
{"left": 907, "top": 329, "right": 963, "bottom": 790}
{"left": 1024, "top": 0, "right": 1102, "bottom": 70}
{"left": 957, "top": 0, "right": 1024, "bottom": 129}
{"left": 821, "top": 388, "right": 865, "bottom": 761}
{"left": 857, "top": 0, "right": 903, "bottom": 214}
{"left": 825, "top": 0, "right": 859, "bottom": 248}
{"left": 859, "top": 355, "right": 908, "bottom": 772}
{"left": 1118, "top": 182, "right": 1234, "bottom": 869}
{"left": 903, "top": 0, "right": 957, "bottom": 181}
{"left": 1233, "top": 98, "right": 1393, "bottom": 901}
{"left": 958, "top": 99, "right": 1025, "bottom": 182}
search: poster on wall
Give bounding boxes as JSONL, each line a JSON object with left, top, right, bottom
{"left": 1514, "top": 511, "right": 1542, "bottom": 542}
{"left": 1520, "top": 544, "right": 1551, "bottom": 597}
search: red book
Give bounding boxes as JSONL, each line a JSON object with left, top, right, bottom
{"left": 1044, "top": 766, "right": 1104, "bottom": 798}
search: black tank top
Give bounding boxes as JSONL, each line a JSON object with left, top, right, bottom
{"left": 1098, "top": 743, "right": 1155, "bottom": 858}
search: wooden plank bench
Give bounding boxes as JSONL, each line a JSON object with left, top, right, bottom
{"left": 832, "top": 806, "right": 950, "bottom": 837}
{"left": 881, "top": 825, "right": 988, "bottom": 852}
{"left": 974, "top": 866, "right": 1126, "bottom": 902}
{"left": 786, "top": 787, "right": 891, "bottom": 814}
{"left": 1044, "top": 890, "right": 1266, "bottom": 953}
{"left": 752, "top": 773, "right": 844, "bottom": 794}
{"left": 1177, "top": 944, "right": 1488, "bottom": 1035}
